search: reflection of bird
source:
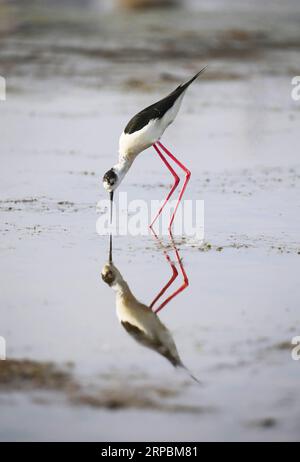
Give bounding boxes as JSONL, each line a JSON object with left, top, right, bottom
{"left": 103, "top": 67, "right": 207, "bottom": 230}
{"left": 101, "top": 237, "right": 199, "bottom": 383}
{"left": 102, "top": 262, "right": 183, "bottom": 368}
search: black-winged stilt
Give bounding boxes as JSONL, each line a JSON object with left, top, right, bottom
{"left": 103, "top": 67, "right": 207, "bottom": 230}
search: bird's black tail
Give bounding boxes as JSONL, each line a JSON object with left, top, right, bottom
{"left": 180, "top": 66, "right": 208, "bottom": 92}
{"left": 176, "top": 361, "right": 202, "bottom": 386}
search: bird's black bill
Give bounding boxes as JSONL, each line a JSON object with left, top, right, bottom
{"left": 110, "top": 191, "right": 114, "bottom": 224}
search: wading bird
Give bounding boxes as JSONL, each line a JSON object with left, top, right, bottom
{"left": 103, "top": 67, "right": 207, "bottom": 230}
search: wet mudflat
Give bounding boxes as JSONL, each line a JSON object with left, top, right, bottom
{"left": 0, "top": 0, "right": 300, "bottom": 441}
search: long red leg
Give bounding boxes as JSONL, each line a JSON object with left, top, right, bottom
{"left": 149, "top": 228, "right": 178, "bottom": 309}
{"left": 150, "top": 143, "right": 180, "bottom": 228}
{"left": 156, "top": 141, "right": 191, "bottom": 231}
{"left": 150, "top": 228, "right": 189, "bottom": 314}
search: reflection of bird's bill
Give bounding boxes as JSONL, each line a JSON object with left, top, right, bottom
{"left": 149, "top": 226, "right": 189, "bottom": 314}
{"left": 109, "top": 233, "right": 113, "bottom": 264}
{"left": 109, "top": 190, "right": 114, "bottom": 224}
{"left": 101, "top": 239, "right": 200, "bottom": 385}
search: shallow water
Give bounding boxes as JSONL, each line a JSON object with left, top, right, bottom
{"left": 0, "top": 0, "right": 300, "bottom": 442}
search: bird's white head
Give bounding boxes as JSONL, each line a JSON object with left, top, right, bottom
{"left": 103, "top": 163, "right": 130, "bottom": 223}
{"left": 102, "top": 167, "right": 120, "bottom": 193}
{"left": 103, "top": 158, "right": 132, "bottom": 193}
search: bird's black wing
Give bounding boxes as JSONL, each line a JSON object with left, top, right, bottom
{"left": 121, "top": 321, "right": 156, "bottom": 349}
{"left": 124, "top": 68, "right": 206, "bottom": 135}
{"left": 121, "top": 321, "right": 181, "bottom": 367}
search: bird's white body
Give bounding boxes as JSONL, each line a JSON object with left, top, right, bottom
{"left": 118, "top": 92, "right": 185, "bottom": 163}
{"left": 103, "top": 68, "right": 206, "bottom": 211}
{"left": 117, "top": 294, "right": 174, "bottom": 348}
{"left": 116, "top": 280, "right": 180, "bottom": 361}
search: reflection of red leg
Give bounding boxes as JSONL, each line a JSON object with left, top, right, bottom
{"left": 157, "top": 141, "right": 191, "bottom": 231}
{"left": 149, "top": 227, "right": 178, "bottom": 309}
{"left": 150, "top": 143, "right": 180, "bottom": 228}
{"left": 154, "top": 246, "right": 189, "bottom": 314}
{"left": 149, "top": 228, "right": 189, "bottom": 313}
{"left": 150, "top": 261, "right": 178, "bottom": 309}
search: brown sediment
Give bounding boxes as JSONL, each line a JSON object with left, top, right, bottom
{"left": 71, "top": 391, "right": 212, "bottom": 413}
{"left": 69, "top": 383, "right": 213, "bottom": 413}
{"left": 247, "top": 417, "right": 278, "bottom": 429}
{"left": 118, "top": 0, "right": 179, "bottom": 10}
{"left": 0, "top": 197, "right": 94, "bottom": 214}
{"left": 271, "top": 341, "right": 293, "bottom": 351}
{"left": 0, "top": 359, "right": 74, "bottom": 391}
{"left": 0, "top": 359, "right": 210, "bottom": 413}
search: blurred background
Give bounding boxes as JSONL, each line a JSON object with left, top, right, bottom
{"left": 1, "top": 0, "right": 300, "bottom": 94}
{"left": 0, "top": 0, "right": 300, "bottom": 442}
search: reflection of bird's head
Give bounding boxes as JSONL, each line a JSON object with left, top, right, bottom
{"left": 101, "top": 262, "right": 122, "bottom": 287}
